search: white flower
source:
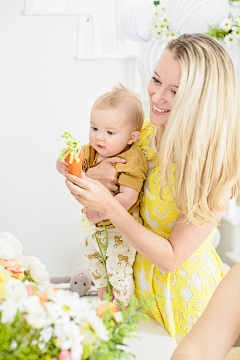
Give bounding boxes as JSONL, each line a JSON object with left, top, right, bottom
{"left": 87, "top": 313, "right": 109, "bottom": 341}
{"left": 26, "top": 313, "right": 50, "bottom": 329}
{"left": 4, "top": 277, "right": 28, "bottom": 301}
{"left": 0, "top": 298, "right": 18, "bottom": 323}
{"left": 232, "top": 26, "right": 240, "bottom": 38}
{"left": 219, "top": 18, "right": 234, "bottom": 31}
{"left": 224, "top": 33, "right": 238, "bottom": 45}
{"left": 234, "top": 15, "right": 240, "bottom": 26}
{"left": 114, "top": 311, "right": 123, "bottom": 323}
{"left": 48, "top": 289, "right": 84, "bottom": 319}
{"left": 9, "top": 340, "right": 18, "bottom": 351}
{"left": 161, "top": 30, "right": 172, "bottom": 42}
{"left": 0, "top": 232, "right": 23, "bottom": 260}
{"left": 45, "top": 301, "right": 66, "bottom": 322}
{"left": 54, "top": 317, "right": 84, "bottom": 360}
{"left": 40, "top": 326, "right": 53, "bottom": 342}
{"left": 21, "top": 256, "right": 49, "bottom": 283}
{"left": 78, "top": 214, "right": 97, "bottom": 236}
{"left": 23, "top": 296, "right": 52, "bottom": 328}
{"left": 71, "top": 342, "right": 84, "bottom": 360}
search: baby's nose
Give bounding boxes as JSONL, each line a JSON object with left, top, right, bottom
{"left": 96, "top": 133, "right": 104, "bottom": 141}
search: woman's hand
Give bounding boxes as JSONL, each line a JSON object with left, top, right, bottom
{"left": 56, "top": 158, "right": 68, "bottom": 176}
{"left": 65, "top": 173, "right": 113, "bottom": 214}
{"left": 85, "top": 157, "right": 126, "bottom": 193}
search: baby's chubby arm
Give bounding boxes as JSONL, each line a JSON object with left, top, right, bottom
{"left": 85, "top": 185, "right": 139, "bottom": 223}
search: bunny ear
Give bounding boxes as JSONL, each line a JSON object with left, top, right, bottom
{"left": 161, "top": 0, "right": 229, "bottom": 34}
{"left": 49, "top": 276, "right": 71, "bottom": 284}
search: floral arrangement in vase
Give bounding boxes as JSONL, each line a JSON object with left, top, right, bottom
{"left": 0, "top": 231, "right": 160, "bottom": 360}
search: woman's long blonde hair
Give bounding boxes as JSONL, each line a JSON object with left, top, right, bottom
{"left": 157, "top": 33, "right": 240, "bottom": 225}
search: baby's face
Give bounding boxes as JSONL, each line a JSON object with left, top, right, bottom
{"left": 89, "top": 107, "right": 134, "bottom": 158}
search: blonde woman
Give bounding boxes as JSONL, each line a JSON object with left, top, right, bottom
{"left": 65, "top": 34, "right": 240, "bottom": 342}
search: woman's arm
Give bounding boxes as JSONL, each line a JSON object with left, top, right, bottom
{"left": 65, "top": 174, "right": 230, "bottom": 273}
{"left": 171, "top": 262, "right": 240, "bottom": 360}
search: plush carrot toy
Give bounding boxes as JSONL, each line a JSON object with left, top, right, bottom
{"left": 59, "top": 132, "right": 83, "bottom": 178}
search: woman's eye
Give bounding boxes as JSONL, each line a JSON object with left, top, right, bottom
{"left": 172, "top": 90, "right": 177, "bottom": 95}
{"left": 152, "top": 76, "right": 161, "bottom": 84}
{"left": 107, "top": 131, "right": 114, "bottom": 135}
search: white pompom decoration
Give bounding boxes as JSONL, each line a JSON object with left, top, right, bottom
{"left": 137, "top": 39, "right": 166, "bottom": 98}
{"left": 229, "top": 1, "right": 240, "bottom": 17}
{"left": 161, "top": 0, "right": 229, "bottom": 35}
{"left": 118, "top": 0, "right": 155, "bottom": 42}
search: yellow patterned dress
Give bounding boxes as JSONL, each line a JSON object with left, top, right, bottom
{"left": 134, "top": 120, "right": 226, "bottom": 343}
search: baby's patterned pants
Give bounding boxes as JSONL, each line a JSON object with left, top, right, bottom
{"left": 83, "top": 228, "right": 136, "bottom": 306}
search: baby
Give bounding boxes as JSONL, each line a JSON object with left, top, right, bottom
{"left": 57, "top": 84, "right": 147, "bottom": 306}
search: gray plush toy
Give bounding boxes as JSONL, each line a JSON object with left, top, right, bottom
{"left": 50, "top": 263, "right": 97, "bottom": 297}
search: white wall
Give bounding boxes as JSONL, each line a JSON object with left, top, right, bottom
{"left": 0, "top": 0, "right": 141, "bottom": 277}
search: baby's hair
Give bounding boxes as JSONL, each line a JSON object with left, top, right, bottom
{"left": 92, "top": 84, "right": 144, "bottom": 131}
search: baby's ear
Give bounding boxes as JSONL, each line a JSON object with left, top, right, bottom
{"left": 128, "top": 131, "right": 141, "bottom": 144}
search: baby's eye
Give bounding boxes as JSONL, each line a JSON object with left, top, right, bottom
{"left": 107, "top": 131, "right": 114, "bottom": 135}
{"left": 92, "top": 127, "right": 98, "bottom": 131}
{"left": 152, "top": 76, "right": 161, "bottom": 84}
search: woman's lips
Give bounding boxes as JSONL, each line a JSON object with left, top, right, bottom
{"left": 152, "top": 104, "right": 170, "bottom": 115}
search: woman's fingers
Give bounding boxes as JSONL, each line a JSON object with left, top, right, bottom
{"left": 65, "top": 173, "right": 95, "bottom": 188}
{"left": 65, "top": 173, "right": 112, "bottom": 212}
{"left": 105, "top": 156, "right": 126, "bottom": 165}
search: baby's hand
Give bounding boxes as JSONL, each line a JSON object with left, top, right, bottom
{"left": 85, "top": 208, "right": 101, "bottom": 224}
{"left": 56, "top": 158, "right": 69, "bottom": 176}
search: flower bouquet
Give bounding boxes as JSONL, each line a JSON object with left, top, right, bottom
{"left": 0, "top": 232, "right": 161, "bottom": 360}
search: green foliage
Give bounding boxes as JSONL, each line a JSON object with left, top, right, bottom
{"left": 153, "top": 1, "right": 160, "bottom": 5}
{"left": 88, "top": 293, "right": 164, "bottom": 360}
{"left": 0, "top": 311, "right": 59, "bottom": 360}
{"left": 206, "top": 24, "right": 230, "bottom": 39}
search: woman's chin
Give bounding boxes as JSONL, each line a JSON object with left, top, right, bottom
{"left": 150, "top": 113, "right": 169, "bottom": 127}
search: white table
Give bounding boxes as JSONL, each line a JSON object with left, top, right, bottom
{"left": 124, "top": 317, "right": 177, "bottom": 360}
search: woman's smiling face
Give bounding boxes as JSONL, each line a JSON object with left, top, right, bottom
{"left": 148, "top": 50, "right": 181, "bottom": 127}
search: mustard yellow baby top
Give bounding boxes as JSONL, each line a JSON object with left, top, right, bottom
{"left": 134, "top": 119, "right": 227, "bottom": 343}
{"left": 82, "top": 142, "right": 148, "bottom": 228}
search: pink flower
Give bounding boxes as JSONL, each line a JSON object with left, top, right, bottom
{"left": 58, "top": 351, "right": 73, "bottom": 360}
{"left": 0, "top": 259, "right": 23, "bottom": 274}
{"left": 25, "top": 284, "right": 33, "bottom": 296}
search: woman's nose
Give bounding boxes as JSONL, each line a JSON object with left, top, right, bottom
{"left": 152, "top": 88, "right": 167, "bottom": 104}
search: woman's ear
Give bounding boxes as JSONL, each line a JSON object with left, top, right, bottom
{"left": 128, "top": 131, "right": 141, "bottom": 144}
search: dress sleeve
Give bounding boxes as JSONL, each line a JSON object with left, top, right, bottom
{"left": 137, "top": 118, "right": 156, "bottom": 161}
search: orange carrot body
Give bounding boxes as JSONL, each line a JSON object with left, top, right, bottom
{"left": 66, "top": 148, "right": 83, "bottom": 178}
